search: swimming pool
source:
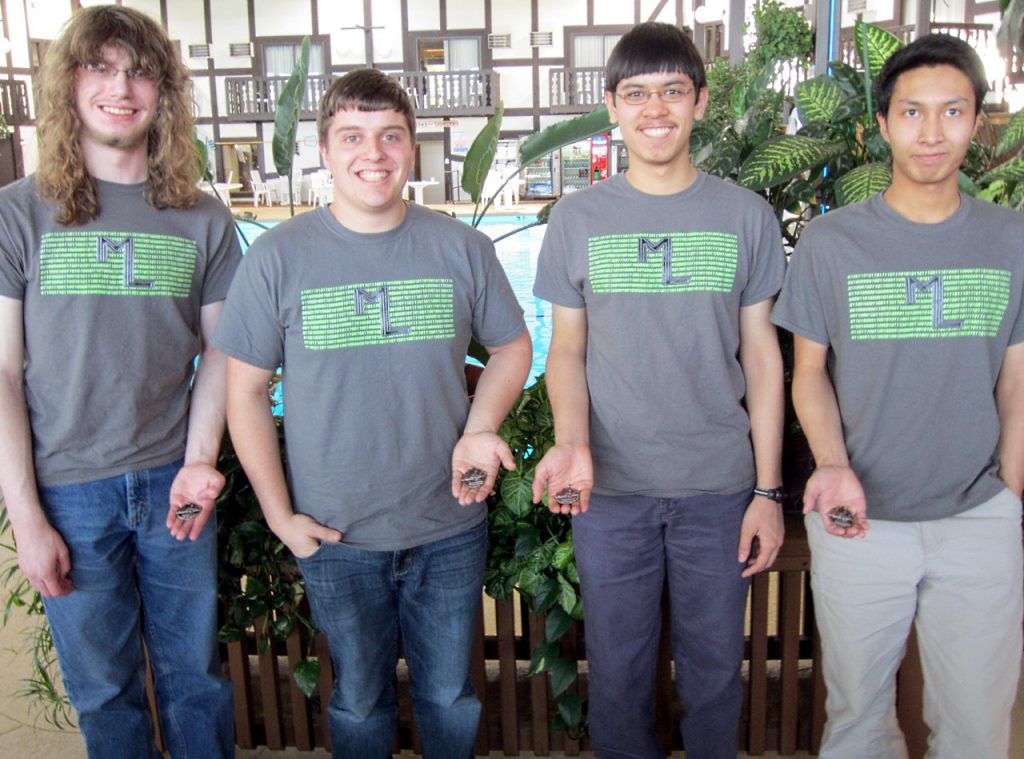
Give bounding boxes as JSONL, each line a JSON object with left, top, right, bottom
{"left": 235, "top": 214, "right": 551, "bottom": 383}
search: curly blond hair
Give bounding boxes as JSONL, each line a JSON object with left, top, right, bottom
{"left": 35, "top": 6, "right": 202, "bottom": 225}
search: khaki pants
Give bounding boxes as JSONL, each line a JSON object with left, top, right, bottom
{"left": 807, "top": 489, "right": 1023, "bottom": 759}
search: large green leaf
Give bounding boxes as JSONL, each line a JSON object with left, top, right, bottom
{"left": 499, "top": 471, "right": 534, "bottom": 517}
{"left": 292, "top": 659, "right": 320, "bottom": 698}
{"left": 996, "top": 108, "right": 1024, "bottom": 157}
{"left": 979, "top": 157, "right": 1024, "bottom": 185}
{"left": 833, "top": 162, "right": 892, "bottom": 206}
{"left": 193, "top": 133, "right": 212, "bottom": 181}
{"left": 518, "top": 105, "right": 614, "bottom": 167}
{"left": 794, "top": 76, "right": 843, "bottom": 125}
{"left": 548, "top": 656, "right": 577, "bottom": 697}
{"left": 738, "top": 136, "right": 846, "bottom": 191}
{"left": 854, "top": 21, "right": 903, "bottom": 80}
{"left": 461, "top": 103, "right": 504, "bottom": 204}
{"left": 272, "top": 36, "right": 310, "bottom": 180}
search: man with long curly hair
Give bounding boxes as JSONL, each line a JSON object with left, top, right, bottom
{"left": 0, "top": 6, "right": 238, "bottom": 757}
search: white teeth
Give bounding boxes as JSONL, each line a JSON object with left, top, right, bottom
{"left": 102, "top": 106, "right": 134, "bottom": 116}
{"left": 642, "top": 127, "right": 671, "bottom": 137}
{"left": 359, "top": 171, "right": 388, "bottom": 180}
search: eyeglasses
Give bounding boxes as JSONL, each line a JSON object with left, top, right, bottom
{"left": 614, "top": 85, "right": 695, "bottom": 106}
{"left": 79, "top": 62, "right": 155, "bottom": 82}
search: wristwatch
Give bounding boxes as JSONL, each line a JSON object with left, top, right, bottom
{"left": 753, "top": 487, "right": 785, "bottom": 503}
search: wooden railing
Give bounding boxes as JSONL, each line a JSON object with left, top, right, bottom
{"left": 219, "top": 514, "right": 832, "bottom": 754}
{"left": 0, "top": 79, "right": 31, "bottom": 125}
{"left": 549, "top": 68, "right": 606, "bottom": 114}
{"left": 389, "top": 70, "right": 500, "bottom": 117}
{"left": 224, "top": 75, "right": 334, "bottom": 121}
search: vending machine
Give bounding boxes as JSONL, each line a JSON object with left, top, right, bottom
{"left": 590, "top": 132, "right": 609, "bottom": 182}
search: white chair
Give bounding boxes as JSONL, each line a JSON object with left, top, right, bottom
{"left": 250, "top": 170, "right": 272, "bottom": 207}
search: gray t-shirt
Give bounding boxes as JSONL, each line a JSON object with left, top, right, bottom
{"left": 212, "top": 204, "right": 525, "bottom": 551}
{"left": 533, "top": 172, "right": 786, "bottom": 496}
{"left": 771, "top": 192, "right": 1024, "bottom": 521}
{"left": 0, "top": 177, "right": 241, "bottom": 486}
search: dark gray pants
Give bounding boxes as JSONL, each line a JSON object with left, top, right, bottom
{"left": 572, "top": 490, "right": 751, "bottom": 759}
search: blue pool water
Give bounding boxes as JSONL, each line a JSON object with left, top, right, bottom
{"left": 235, "top": 215, "right": 551, "bottom": 383}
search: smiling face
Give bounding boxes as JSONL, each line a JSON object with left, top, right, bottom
{"left": 877, "top": 64, "right": 981, "bottom": 196}
{"left": 74, "top": 44, "right": 157, "bottom": 163}
{"left": 605, "top": 71, "right": 707, "bottom": 193}
{"left": 319, "top": 106, "right": 415, "bottom": 233}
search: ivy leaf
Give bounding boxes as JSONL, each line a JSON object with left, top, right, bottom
{"left": 461, "top": 103, "right": 504, "bottom": 204}
{"left": 854, "top": 20, "right": 903, "bottom": 79}
{"left": 552, "top": 539, "right": 574, "bottom": 570}
{"left": 514, "top": 525, "right": 541, "bottom": 557}
{"left": 532, "top": 576, "right": 560, "bottom": 612}
{"left": 996, "top": 108, "right": 1024, "bottom": 157}
{"left": 545, "top": 605, "right": 573, "bottom": 641}
{"left": 270, "top": 614, "right": 293, "bottom": 639}
{"left": 293, "top": 659, "right": 321, "bottom": 698}
{"left": 979, "top": 157, "right": 1024, "bottom": 185}
{"left": 527, "top": 640, "right": 559, "bottom": 676}
{"left": 556, "top": 693, "right": 584, "bottom": 730}
{"left": 834, "top": 162, "right": 892, "bottom": 207}
{"left": 557, "top": 575, "right": 578, "bottom": 615}
{"left": 548, "top": 656, "right": 578, "bottom": 697}
{"left": 738, "top": 136, "right": 846, "bottom": 191}
{"left": 794, "top": 76, "right": 843, "bottom": 125}
{"left": 500, "top": 472, "right": 534, "bottom": 517}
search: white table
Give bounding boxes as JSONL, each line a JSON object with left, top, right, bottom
{"left": 405, "top": 179, "right": 439, "bottom": 205}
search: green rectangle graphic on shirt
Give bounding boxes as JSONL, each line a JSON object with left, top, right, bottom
{"left": 588, "top": 232, "right": 738, "bottom": 293}
{"left": 848, "top": 269, "right": 1010, "bottom": 341}
{"left": 39, "top": 231, "right": 196, "bottom": 297}
{"left": 302, "top": 279, "right": 455, "bottom": 350}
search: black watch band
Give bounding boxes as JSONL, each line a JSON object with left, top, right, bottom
{"left": 753, "top": 487, "right": 785, "bottom": 503}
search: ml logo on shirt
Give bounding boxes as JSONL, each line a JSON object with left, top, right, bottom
{"left": 847, "top": 268, "right": 1010, "bottom": 340}
{"left": 588, "top": 232, "right": 738, "bottom": 294}
{"left": 39, "top": 231, "right": 196, "bottom": 297}
{"left": 301, "top": 278, "right": 455, "bottom": 350}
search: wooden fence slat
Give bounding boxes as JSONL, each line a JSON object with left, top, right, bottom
{"left": 560, "top": 622, "right": 581, "bottom": 756}
{"left": 227, "top": 638, "right": 255, "bottom": 748}
{"left": 779, "top": 572, "right": 803, "bottom": 754}
{"left": 747, "top": 572, "right": 770, "bottom": 754}
{"left": 527, "top": 610, "right": 550, "bottom": 755}
{"left": 285, "top": 627, "right": 313, "bottom": 750}
{"left": 315, "top": 634, "right": 333, "bottom": 749}
{"left": 255, "top": 617, "right": 284, "bottom": 749}
{"left": 472, "top": 604, "right": 489, "bottom": 755}
{"left": 495, "top": 595, "right": 519, "bottom": 755}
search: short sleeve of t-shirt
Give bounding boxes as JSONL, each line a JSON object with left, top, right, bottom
{"left": 213, "top": 245, "right": 285, "bottom": 370}
{"left": 770, "top": 224, "right": 830, "bottom": 345}
{"left": 199, "top": 198, "right": 244, "bottom": 305}
{"left": 468, "top": 232, "right": 527, "bottom": 346}
{"left": 740, "top": 203, "right": 787, "bottom": 307}
{"left": 533, "top": 200, "right": 585, "bottom": 309}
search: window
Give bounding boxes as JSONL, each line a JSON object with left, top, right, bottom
{"left": 256, "top": 36, "right": 329, "bottom": 78}
{"left": 571, "top": 33, "right": 622, "bottom": 68}
{"left": 416, "top": 36, "right": 481, "bottom": 72}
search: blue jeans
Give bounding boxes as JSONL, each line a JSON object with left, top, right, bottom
{"left": 572, "top": 490, "right": 751, "bottom": 759}
{"left": 296, "top": 518, "right": 487, "bottom": 759}
{"left": 39, "top": 459, "right": 234, "bottom": 759}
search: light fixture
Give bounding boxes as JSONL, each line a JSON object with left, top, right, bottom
{"left": 488, "top": 33, "right": 511, "bottom": 49}
{"left": 694, "top": 0, "right": 726, "bottom": 25}
{"left": 530, "top": 31, "right": 553, "bottom": 47}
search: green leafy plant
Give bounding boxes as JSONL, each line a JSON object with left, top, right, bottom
{"left": 484, "top": 376, "right": 585, "bottom": 734}
{"left": 273, "top": 36, "right": 310, "bottom": 217}
{"left": 0, "top": 114, "right": 12, "bottom": 141}
{"left": 747, "top": 0, "right": 814, "bottom": 72}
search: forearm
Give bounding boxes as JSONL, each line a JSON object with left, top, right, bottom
{"left": 792, "top": 364, "right": 849, "bottom": 468}
{"left": 184, "top": 345, "right": 228, "bottom": 467}
{"left": 0, "top": 374, "right": 45, "bottom": 530}
{"left": 546, "top": 346, "right": 590, "bottom": 445}
{"left": 464, "top": 331, "right": 531, "bottom": 435}
{"left": 227, "top": 374, "right": 294, "bottom": 530}
{"left": 996, "top": 347, "right": 1024, "bottom": 496}
{"left": 742, "top": 348, "right": 784, "bottom": 489}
